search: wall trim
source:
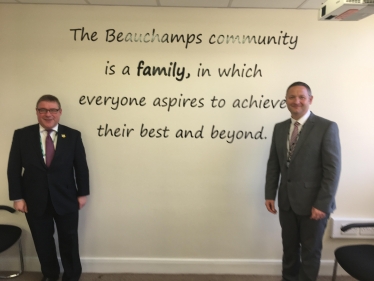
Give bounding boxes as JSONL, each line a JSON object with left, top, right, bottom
{"left": 0, "top": 257, "right": 347, "bottom": 276}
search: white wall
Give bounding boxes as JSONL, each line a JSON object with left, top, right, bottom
{"left": 1, "top": 4, "right": 374, "bottom": 275}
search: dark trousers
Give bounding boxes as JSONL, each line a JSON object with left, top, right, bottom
{"left": 279, "top": 209, "right": 329, "bottom": 281}
{"left": 26, "top": 199, "right": 81, "bottom": 281}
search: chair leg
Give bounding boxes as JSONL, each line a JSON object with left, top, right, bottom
{"left": 332, "top": 258, "right": 338, "bottom": 281}
{"left": 0, "top": 239, "right": 24, "bottom": 279}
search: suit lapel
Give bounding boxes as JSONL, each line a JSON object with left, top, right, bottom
{"left": 53, "top": 125, "right": 66, "bottom": 162}
{"left": 31, "top": 124, "right": 46, "bottom": 168}
{"left": 279, "top": 120, "right": 291, "bottom": 164}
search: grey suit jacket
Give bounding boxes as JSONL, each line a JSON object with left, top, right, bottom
{"left": 265, "top": 112, "right": 341, "bottom": 215}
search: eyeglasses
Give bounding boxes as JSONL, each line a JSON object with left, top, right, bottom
{"left": 36, "top": 108, "right": 60, "bottom": 114}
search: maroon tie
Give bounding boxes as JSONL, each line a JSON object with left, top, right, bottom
{"left": 46, "top": 130, "right": 55, "bottom": 167}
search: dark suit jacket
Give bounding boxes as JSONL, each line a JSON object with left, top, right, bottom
{"left": 7, "top": 124, "right": 89, "bottom": 216}
{"left": 265, "top": 112, "right": 341, "bottom": 215}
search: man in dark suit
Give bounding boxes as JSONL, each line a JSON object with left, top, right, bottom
{"left": 265, "top": 82, "right": 341, "bottom": 281}
{"left": 7, "top": 95, "right": 89, "bottom": 281}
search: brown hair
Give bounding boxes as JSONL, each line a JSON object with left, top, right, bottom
{"left": 36, "top": 95, "right": 61, "bottom": 109}
{"left": 287, "top": 82, "right": 312, "bottom": 96}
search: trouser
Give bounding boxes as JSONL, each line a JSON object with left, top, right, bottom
{"left": 279, "top": 209, "right": 329, "bottom": 281}
{"left": 26, "top": 199, "right": 81, "bottom": 281}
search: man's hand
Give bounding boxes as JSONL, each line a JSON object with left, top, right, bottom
{"left": 78, "top": 196, "right": 87, "bottom": 209}
{"left": 14, "top": 199, "right": 28, "bottom": 213}
{"left": 265, "top": 200, "right": 277, "bottom": 214}
{"left": 310, "top": 207, "right": 326, "bottom": 220}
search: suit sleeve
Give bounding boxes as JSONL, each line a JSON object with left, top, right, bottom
{"left": 265, "top": 124, "right": 281, "bottom": 200}
{"left": 73, "top": 132, "right": 90, "bottom": 196}
{"left": 313, "top": 122, "right": 341, "bottom": 213}
{"left": 7, "top": 130, "right": 24, "bottom": 200}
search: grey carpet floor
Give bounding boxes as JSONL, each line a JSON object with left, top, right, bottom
{"left": 0, "top": 272, "right": 356, "bottom": 281}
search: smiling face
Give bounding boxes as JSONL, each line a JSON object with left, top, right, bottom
{"left": 286, "top": 85, "right": 313, "bottom": 120}
{"left": 36, "top": 101, "right": 62, "bottom": 130}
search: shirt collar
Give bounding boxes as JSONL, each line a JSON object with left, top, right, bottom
{"left": 291, "top": 110, "right": 310, "bottom": 126}
{"left": 39, "top": 124, "right": 59, "bottom": 133}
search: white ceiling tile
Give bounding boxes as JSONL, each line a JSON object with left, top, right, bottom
{"left": 159, "top": 0, "right": 230, "bottom": 8}
{"left": 298, "top": 0, "right": 324, "bottom": 9}
{"left": 19, "top": 0, "right": 86, "bottom": 4}
{"left": 0, "top": 0, "right": 323, "bottom": 9}
{"left": 88, "top": 0, "right": 158, "bottom": 6}
{"left": 231, "top": 0, "right": 305, "bottom": 9}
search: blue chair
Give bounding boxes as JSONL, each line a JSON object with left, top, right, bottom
{"left": 0, "top": 205, "right": 24, "bottom": 278}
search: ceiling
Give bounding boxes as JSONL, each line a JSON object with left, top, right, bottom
{"left": 0, "top": 0, "right": 325, "bottom": 10}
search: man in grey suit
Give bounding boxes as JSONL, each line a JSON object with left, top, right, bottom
{"left": 265, "top": 82, "right": 341, "bottom": 281}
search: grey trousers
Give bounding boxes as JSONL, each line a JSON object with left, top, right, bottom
{"left": 279, "top": 209, "right": 329, "bottom": 281}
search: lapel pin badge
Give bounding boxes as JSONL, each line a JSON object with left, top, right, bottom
{"left": 62, "top": 134, "right": 66, "bottom": 138}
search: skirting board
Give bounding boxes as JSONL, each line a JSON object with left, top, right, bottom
{"left": 0, "top": 257, "right": 348, "bottom": 276}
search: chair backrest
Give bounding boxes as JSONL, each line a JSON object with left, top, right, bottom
{"left": 0, "top": 205, "right": 16, "bottom": 213}
{"left": 0, "top": 205, "right": 24, "bottom": 278}
{"left": 0, "top": 205, "right": 22, "bottom": 253}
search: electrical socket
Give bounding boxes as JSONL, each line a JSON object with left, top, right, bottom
{"left": 331, "top": 217, "right": 374, "bottom": 239}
